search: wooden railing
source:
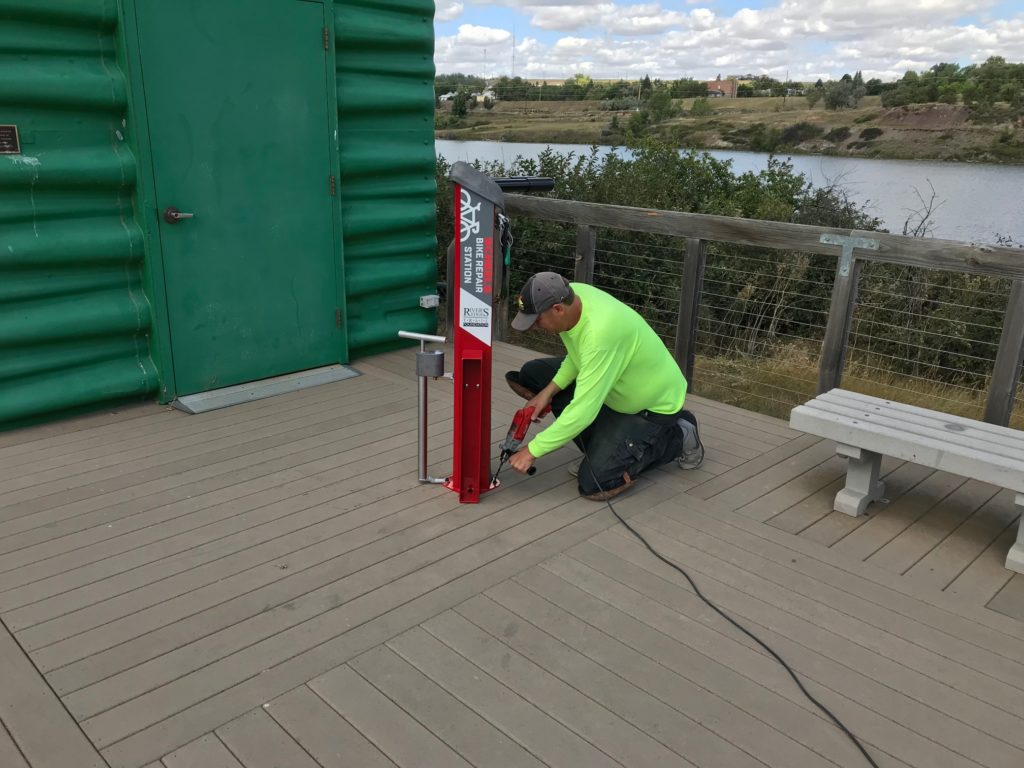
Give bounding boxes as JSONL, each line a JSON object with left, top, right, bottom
{"left": 502, "top": 195, "right": 1024, "bottom": 427}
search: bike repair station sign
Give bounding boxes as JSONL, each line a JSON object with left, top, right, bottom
{"left": 457, "top": 185, "right": 494, "bottom": 345}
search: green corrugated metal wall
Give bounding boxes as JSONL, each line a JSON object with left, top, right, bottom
{"left": 335, "top": 0, "right": 438, "bottom": 353}
{"left": 0, "top": 0, "right": 157, "bottom": 426}
{"left": 0, "top": 0, "right": 437, "bottom": 427}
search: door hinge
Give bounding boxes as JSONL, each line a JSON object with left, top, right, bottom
{"left": 329, "top": 175, "right": 336, "bottom": 196}
{"left": 323, "top": 26, "right": 330, "bottom": 50}
{"left": 335, "top": 308, "right": 342, "bottom": 328}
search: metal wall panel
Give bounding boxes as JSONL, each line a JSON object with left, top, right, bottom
{"left": 0, "top": 0, "right": 438, "bottom": 426}
{"left": 334, "top": 0, "right": 439, "bottom": 355}
{"left": 0, "top": 0, "right": 156, "bottom": 426}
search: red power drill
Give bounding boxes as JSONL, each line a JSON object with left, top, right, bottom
{"left": 490, "top": 404, "right": 551, "bottom": 486}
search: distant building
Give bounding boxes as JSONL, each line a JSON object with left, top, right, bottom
{"left": 705, "top": 75, "right": 738, "bottom": 98}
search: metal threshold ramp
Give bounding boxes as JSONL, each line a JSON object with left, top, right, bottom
{"left": 172, "top": 364, "right": 360, "bottom": 414}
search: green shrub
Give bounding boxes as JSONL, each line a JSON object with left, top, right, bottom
{"left": 823, "top": 126, "right": 851, "bottom": 142}
{"left": 859, "top": 127, "right": 884, "bottom": 140}
{"left": 779, "top": 122, "right": 825, "bottom": 145}
{"left": 689, "top": 97, "right": 714, "bottom": 116}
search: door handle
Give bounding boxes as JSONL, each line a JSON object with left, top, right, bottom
{"left": 163, "top": 206, "right": 195, "bottom": 224}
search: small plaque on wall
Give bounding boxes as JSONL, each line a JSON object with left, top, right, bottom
{"left": 0, "top": 125, "right": 21, "bottom": 154}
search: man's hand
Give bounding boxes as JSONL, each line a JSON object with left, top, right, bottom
{"left": 525, "top": 386, "right": 556, "bottom": 420}
{"left": 508, "top": 445, "right": 536, "bottom": 474}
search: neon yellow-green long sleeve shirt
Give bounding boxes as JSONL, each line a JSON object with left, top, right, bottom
{"left": 528, "top": 282, "right": 687, "bottom": 458}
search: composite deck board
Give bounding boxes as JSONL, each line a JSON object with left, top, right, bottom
{"left": 386, "top": 627, "right": 625, "bottom": 768}
{"left": 0, "top": 373, "right": 386, "bottom": 487}
{"left": 827, "top": 470, "right": 969, "bottom": 560}
{"left": 947, "top": 524, "right": 1020, "bottom": 604}
{"left": 1, "top": 341, "right": 1022, "bottom": 768}
{"left": 0, "top": 415, "right": 455, "bottom": 620}
{"left": 215, "top": 708, "right": 322, "bottom": 768}
{"left": 6, "top": 410, "right": 476, "bottom": 636}
{"left": 515, "top": 557, "right": 886, "bottom": 768}
{"left": 348, "top": 645, "right": 548, "bottom": 768}
{"left": 862, "top": 479, "right": 1003, "bottom": 573}
{"left": 638, "top": 498, "right": 1024, "bottom": 651}
{"left": 0, "top": 398, "right": 427, "bottom": 573}
{"left": 620, "top": 515, "right": 1024, "bottom": 722}
{"left": 903, "top": 488, "right": 1020, "bottom": 591}
{"left": 0, "top": 396, "right": 430, "bottom": 532}
{"left": 0, "top": 618, "right": 106, "bottom": 768}
{"left": 0, "top": 378, "right": 400, "bottom": 509}
{"left": 687, "top": 433, "right": 822, "bottom": 501}
{"left": 698, "top": 437, "right": 838, "bottom": 510}
{"left": 456, "top": 590, "right": 809, "bottom": 768}
{"left": 582, "top": 530, "right": 1024, "bottom": 768}
{"left": 309, "top": 664, "right": 475, "bottom": 768}
{"left": 989, "top": 575, "right": 1024, "bottom": 622}
{"left": 0, "top": 721, "right": 30, "bottom": 768}
{"left": 160, "top": 733, "right": 244, "bottom": 768}
{"left": 796, "top": 461, "right": 940, "bottom": 546}
{"left": 75, "top": 481, "right": 591, "bottom": 737}
{"left": 58, "top": 458, "right": 580, "bottom": 712}
{"left": 262, "top": 685, "right": 398, "bottom": 768}
{"left": 750, "top": 455, "right": 898, "bottom": 526}
{"left": 95, "top": 485, "right": 676, "bottom": 767}
{"left": 423, "top": 609, "right": 710, "bottom": 768}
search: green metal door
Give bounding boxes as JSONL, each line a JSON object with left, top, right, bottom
{"left": 135, "top": 0, "right": 344, "bottom": 396}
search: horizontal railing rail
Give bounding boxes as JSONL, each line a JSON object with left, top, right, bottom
{"left": 502, "top": 195, "right": 1024, "bottom": 427}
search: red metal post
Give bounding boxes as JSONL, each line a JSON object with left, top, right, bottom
{"left": 445, "top": 168, "right": 498, "bottom": 502}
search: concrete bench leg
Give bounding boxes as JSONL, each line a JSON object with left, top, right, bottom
{"left": 1006, "top": 493, "right": 1024, "bottom": 574}
{"left": 833, "top": 445, "right": 884, "bottom": 517}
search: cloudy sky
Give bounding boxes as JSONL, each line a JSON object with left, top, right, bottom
{"left": 434, "top": 1, "right": 1024, "bottom": 83}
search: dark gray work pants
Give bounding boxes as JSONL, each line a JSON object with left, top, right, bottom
{"left": 514, "top": 357, "right": 684, "bottom": 495}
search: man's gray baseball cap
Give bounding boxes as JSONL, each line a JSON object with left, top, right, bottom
{"left": 511, "top": 272, "right": 574, "bottom": 331}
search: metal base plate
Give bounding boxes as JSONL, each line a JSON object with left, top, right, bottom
{"left": 172, "top": 364, "right": 360, "bottom": 414}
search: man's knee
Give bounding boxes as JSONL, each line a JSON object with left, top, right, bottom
{"left": 576, "top": 458, "right": 630, "bottom": 496}
{"left": 518, "top": 357, "right": 561, "bottom": 392}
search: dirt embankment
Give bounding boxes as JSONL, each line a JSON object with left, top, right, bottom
{"left": 436, "top": 99, "right": 1024, "bottom": 164}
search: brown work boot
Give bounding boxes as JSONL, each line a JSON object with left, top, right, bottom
{"left": 583, "top": 472, "right": 635, "bottom": 501}
{"left": 505, "top": 371, "right": 537, "bottom": 401}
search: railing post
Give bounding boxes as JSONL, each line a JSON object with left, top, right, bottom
{"left": 817, "top": 235, "right": 877, "bottom": 394}
{"left": 673, "top": 238, "right": 707, "bottom": 386}
{"left": 496, "top": 294, "right": 510, "bottom": 342}
{"left": 984, "top": 279, "right": 1024, "bottom": 426}
{"left": 574, "top": 224, "right": 596, "bottom": 284}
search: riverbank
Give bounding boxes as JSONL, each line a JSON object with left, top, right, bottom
{"left": 436, "top": 96, "right": 1024, "bottom": 165}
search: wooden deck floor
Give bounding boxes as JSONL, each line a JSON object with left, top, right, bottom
{"left": 1, "top": 342, "right": 1022, "bottom": 768}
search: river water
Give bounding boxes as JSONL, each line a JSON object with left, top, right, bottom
{"left": 436, "top": 139, "right": 1023, "bottom": 245}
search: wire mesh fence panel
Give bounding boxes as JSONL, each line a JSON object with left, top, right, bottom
{"left": 846, "top": 262, "right": 1019, "bottom": 427}
{"left": 690, "top": 245, "right": 834, "bottom": 420}
{"left": 506, "top": 221, "right": 576, "bottom": 356}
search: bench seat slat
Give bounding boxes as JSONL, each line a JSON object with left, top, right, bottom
{"left": 796, "top": 399, "right": 1024, "bottom": 459}
{"left": 790, "top": 407, "right": 1024, "bottom": 493}
{"left": 820, "top": 390, "right": 1024, "bottom": 451}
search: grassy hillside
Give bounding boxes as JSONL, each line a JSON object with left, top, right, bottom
{"left": 436, "top": 96, "right": 1024, "bottom": 164}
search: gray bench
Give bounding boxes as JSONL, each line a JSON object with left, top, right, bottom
{"left": 790, "top": 389, "right": 1024, "bottom": 574}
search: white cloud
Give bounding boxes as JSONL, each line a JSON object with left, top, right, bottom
{"left": 456, "top": 24, "right": 512, "bottom": 45}
{"left": 528, "top": 4, "right": 616, "bottom": 31}
{"left": 435, "top": 1, "right": 463, "bottom": 22}
{"left": 436, "top": 0, "right": 1024, "bottom": 80}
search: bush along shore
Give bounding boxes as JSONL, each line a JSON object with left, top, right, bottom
{"left": 434, "top": 144, "right": 1022, "bottom": 426}
{"left": 436, "top": 97, "right": 1024, "bottom": 165}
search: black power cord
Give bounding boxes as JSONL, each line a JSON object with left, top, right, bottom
{"left": 580, "top": 449, "right": 881, "bottom": 768}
